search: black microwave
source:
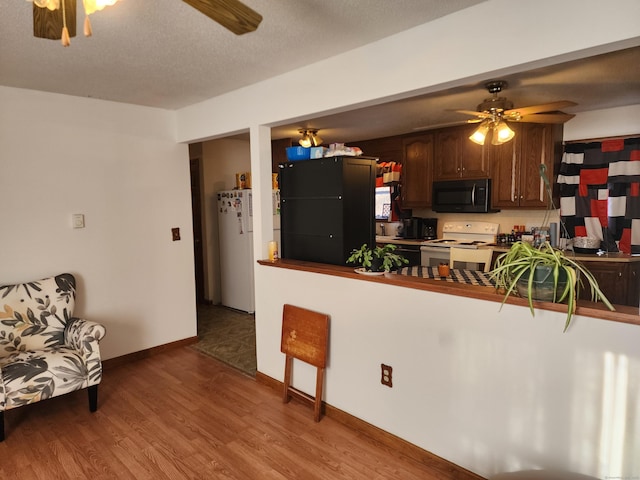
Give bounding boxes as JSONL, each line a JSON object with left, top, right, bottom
{"left": 432, "top": 178, "right": 497, "bottom": 213}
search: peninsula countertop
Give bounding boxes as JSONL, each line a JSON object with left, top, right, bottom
{"left": 377, "top": 236, "right": 640, "bottom": 263}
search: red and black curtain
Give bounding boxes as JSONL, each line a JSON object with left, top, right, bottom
{"left": 557, "top": 136, "right": 640, "bottom": 254}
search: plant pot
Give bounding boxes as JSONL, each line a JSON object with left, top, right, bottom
{"left": 370, "top": 258, "right": 384, "bottom": 272}
{"left": 515, "top": 265, "right": 569, "bottom": 302}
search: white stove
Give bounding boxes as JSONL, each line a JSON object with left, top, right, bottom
{"left": 420, "top": 221, "right": 499, "bottom": 266}
{"left": 422, "top": 221, "right": 499, "bottom": 249}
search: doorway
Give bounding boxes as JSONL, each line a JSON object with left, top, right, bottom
{"left": 189, "top": 143, "right": 205, "bottom": 304}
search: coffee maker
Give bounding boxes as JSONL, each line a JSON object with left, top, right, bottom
{"left": 400, "top": 217, "right": 437, "bottom": 239}
{"left": 422, "top": 217, "right": 437, "bottom": 239}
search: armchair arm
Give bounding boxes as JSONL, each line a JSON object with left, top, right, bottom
{"left": 64, "top": 318, "right": 106, "bottom": 386}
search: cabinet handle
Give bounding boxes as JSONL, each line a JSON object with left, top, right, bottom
{"left": 619, "top": 272, "right": 623, "bottom": 277}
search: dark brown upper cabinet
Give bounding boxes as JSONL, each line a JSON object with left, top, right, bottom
{"left": 491, "top": 123, "right": 563, "bottom": 209}
{"left": 401, "top": 134, "right": 434, "bottom": 208}
{"left": 433, "top": 124, "right": 488, "bottom": 180}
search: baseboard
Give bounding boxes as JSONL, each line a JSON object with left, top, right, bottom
{"left": 255, "top": 371, "right": 486, "bottom": 480}
{"left": 102, "top": 336, "right": 199, "bottom": 371}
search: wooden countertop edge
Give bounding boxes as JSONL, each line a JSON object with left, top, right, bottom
{"left": 258, "top": 259, "right": 639, "bottom": 327}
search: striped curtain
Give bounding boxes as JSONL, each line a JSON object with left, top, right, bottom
{"left": 557, "top": 136, "right": 640, "bottom": 254}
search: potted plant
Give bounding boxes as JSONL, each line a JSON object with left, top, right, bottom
{"left": 347, "top": 243, "right": 408, "bottom": 274}
{"left": 490, "top": 240, "right": 615, "bottom": 331}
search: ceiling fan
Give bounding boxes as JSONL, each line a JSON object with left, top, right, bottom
{"left": 452, "top": 80, "right": 576, "bottom": 145}
{"left": 31, "top": 0, "right": 262, "bottom": 46}
{"left": 454, "top": 80, "right": 576, "bottom": 125}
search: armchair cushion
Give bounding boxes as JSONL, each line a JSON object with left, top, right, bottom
{"left": 0, "top": 346, "right": 88, "bottom": 409}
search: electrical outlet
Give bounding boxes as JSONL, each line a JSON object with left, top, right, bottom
{"left": 381, "top": 364, "right": 393, "bottom": 387}
{"left": 172, "top": 227, "right": 181, "bottom": 241}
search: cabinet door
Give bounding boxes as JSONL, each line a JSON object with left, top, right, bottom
{"left": 518, "top": 123, "right": 554, "bottom": 208}
{"left": 490, "top": 133, "right": 519, "bottom": 208}
{"left": 627, "top": 262, "right": 640, "bottom": 307}
{"left": 434, "top": 129, "right": 463, "bottom": 180}
{"left": 460, "top": 124, "right": 489, "bottom": 178}
{"left": 434, "top": 126, "right": 487, "bottom": 180}
{"left": 401, "top": 134, "right": 434, "bottom": 207}
{"left": 578, "top": 261, "right": 627, "bottom": 306}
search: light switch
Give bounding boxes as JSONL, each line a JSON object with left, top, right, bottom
{"left": 72, "top": 214, "right": 85, "bottom": 229}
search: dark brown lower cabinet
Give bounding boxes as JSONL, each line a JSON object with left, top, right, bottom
{"left": 578, "top": 260, "right": 640, "bottom": 307}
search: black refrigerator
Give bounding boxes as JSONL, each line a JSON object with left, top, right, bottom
{"left": 279, "top": 156, "right": 377, "bottom": 266}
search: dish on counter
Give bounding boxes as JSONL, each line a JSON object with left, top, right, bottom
{"left": 354, "top": 268, "right": 385, "bottom": 276}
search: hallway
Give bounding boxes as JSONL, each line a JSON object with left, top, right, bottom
{"left": 193, "top": 304, "right": 257, "bottom": 376}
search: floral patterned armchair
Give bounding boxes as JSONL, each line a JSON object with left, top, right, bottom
{"left": 0, "top": 273, "right": 106, "bottom": 441}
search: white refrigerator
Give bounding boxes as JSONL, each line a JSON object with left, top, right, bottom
{"left": 217, "top": 189, "right": 280, "bottom": 313}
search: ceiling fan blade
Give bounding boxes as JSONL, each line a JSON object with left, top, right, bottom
{"left": 503, "top": 100, "right": 577, "bottom": 117}
{"left": 450, "top": 109, "right": 493, "bottom": 118}
{"left": 412, "top": 120, "right": 471, "bottom": 131}
{"left": 33, "top": 0, "right": 76, "bottom": 40}
{"left": 181, "top": 0, "right": 262, "bottom": 35}
{"left": 516, "top": 113, "right": 576, "bottom": 124}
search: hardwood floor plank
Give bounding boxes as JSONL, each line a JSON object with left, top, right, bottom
{"left": 0, "top": 347, "right": 483, "bottom": 479}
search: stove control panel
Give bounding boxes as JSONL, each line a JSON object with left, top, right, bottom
{"left": 441, "top": 221, "right": 499, "bottom": 236}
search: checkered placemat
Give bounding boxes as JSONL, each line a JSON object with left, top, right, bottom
{"left": 396, "top": 266, "right": 495, "bottom": 287}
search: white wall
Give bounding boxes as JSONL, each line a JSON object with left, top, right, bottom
{"left": 0, "top": 86, "right": 196, "bottom": 360}
{"left": 564, "top": 105, "right": 640, "bottom": 141}
{"left": 201, "top": 138, "right": 251, "bottom": 302}
{"left": 256, "top": 266, "right": 640, "bottom": 478}
{"left": 172, "top": 0, "right": 640, "bottom": 477}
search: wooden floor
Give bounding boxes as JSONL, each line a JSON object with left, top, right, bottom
{"left": 1, "top": 347, "right": 468, "bottom": 479}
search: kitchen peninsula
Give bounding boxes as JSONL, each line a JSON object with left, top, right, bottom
{"left": 258, "top": 258, "right": 639, "bottom": 326}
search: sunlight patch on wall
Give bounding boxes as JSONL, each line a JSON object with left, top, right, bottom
{"left": 599, "top": 352, "right": 628, "bottom": 478}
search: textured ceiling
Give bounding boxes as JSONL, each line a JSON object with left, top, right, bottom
{"left": 1, "top": 1, "right": 638, "bottom": 144}
{"left": 0, "top": 0, "right": 485, "bottom": 109}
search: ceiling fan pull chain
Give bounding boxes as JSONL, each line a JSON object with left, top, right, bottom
{"left": 82, "top": 0, "right": 93, "bottom": 36}
{"left": 61, "top": 0, "right": 70, "bottom": 46}
{"left": 84, "top": 15, "right": 93, "bottom": 36}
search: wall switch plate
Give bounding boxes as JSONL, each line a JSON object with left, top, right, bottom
{"left": 172, "top": 227, "right": 181, "bottom": 241}
{"left": 72, "top": 214, "right": 85, "bottom": 229}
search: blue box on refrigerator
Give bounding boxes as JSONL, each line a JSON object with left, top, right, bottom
{"left": 286, "top": 146, "right": 311, "bottom": 161}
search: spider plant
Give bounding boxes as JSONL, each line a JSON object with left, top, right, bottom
{"left": 490, "top": 241, "right": 614, "bottom": 332}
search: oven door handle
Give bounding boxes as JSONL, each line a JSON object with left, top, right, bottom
{"left": 471, "top": 184, "right": 476, "bottom": 206}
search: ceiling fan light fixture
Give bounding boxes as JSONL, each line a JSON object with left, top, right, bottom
{"left": 469, "top": 121, "right": 490, "bottom": 145}
{"left": 491, "top": 120, "right": 515, "bottom": 145}
{"left": 83, "top": 0, "right": 119, "bottom": 15}
{"left": 29, "top": 0, "right": 121, "bottom": 45}
{"left": 32, "top": 0, "right": 60, "bottom": 10}
{"left": 298, "top": 130, "right": 311, "bottom": 148}
{"left": 299, "top": 129, "right": 322, "bottom": 148}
